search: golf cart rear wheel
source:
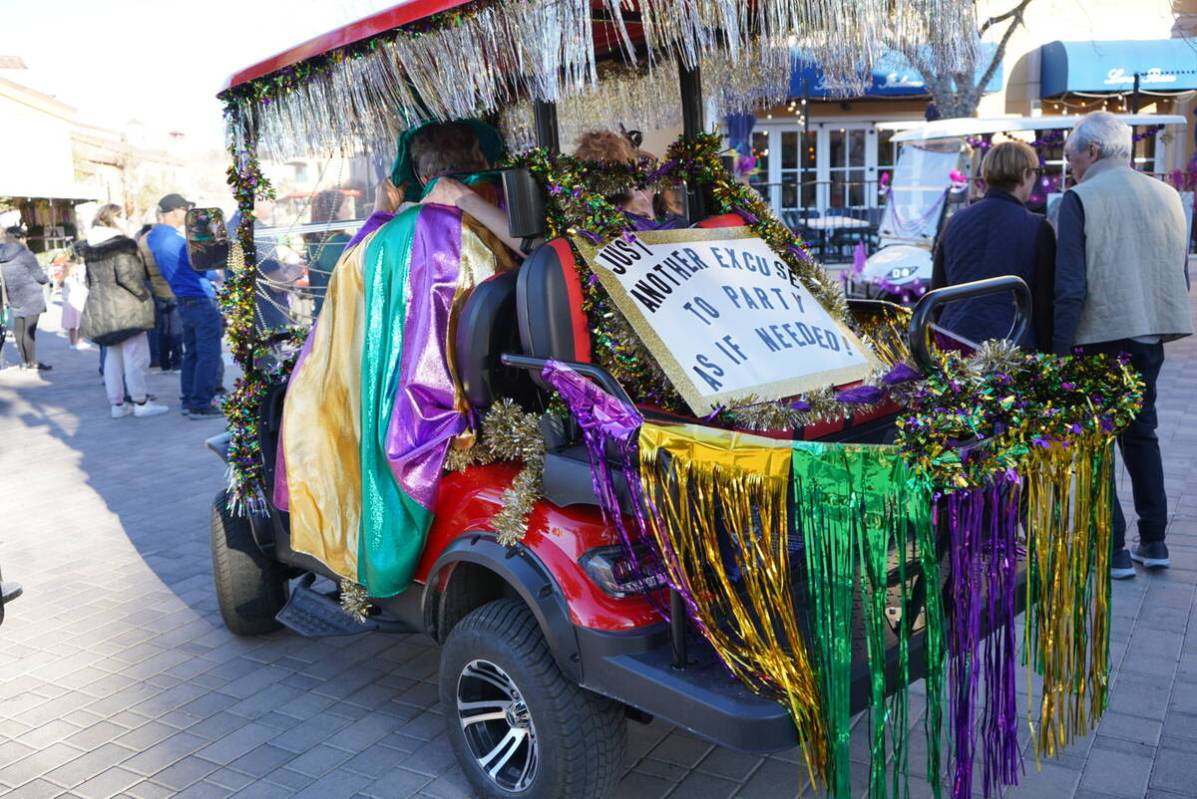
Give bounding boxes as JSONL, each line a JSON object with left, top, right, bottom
{"left": 210, "top": 490, "right": 286, "bottom": 636}
{"left": 440, "top": 598, "right": 626, "bottom": 798}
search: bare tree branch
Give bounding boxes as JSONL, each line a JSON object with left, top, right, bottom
{"left": 978, "top": 0, "right": 1034, "bottom": 36}
{"left": 973, "top": 0, "right": 1029, "bottom": 102}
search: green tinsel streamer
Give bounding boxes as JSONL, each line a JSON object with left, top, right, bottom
{"left": 798, "top": 474, "right": 856, "bottom": 798}
{"left": 796, "top": 445, "right": 940, "bottom": 798}
{"left": 859, "top": 499, "right": 893, "bottom": 798}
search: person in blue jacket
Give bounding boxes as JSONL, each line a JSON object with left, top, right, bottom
{"left": 145, "top": 193, "right": 224, "bottom": 419}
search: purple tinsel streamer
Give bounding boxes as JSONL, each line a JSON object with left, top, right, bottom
{"left": 882, "top": 361, "right": 923, "bottom": 384}
{"left": 945, "top": 483, "right": 1022, "bottom": 799}
{"left": 835, "top": 384, "right": 886, "bottom": 405}
{"left": 540, "top": 361, "right": 670, "bottom": 615}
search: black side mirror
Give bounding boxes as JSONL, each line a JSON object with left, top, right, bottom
{"left": 185, "top": 208, "right": 230, "bottom": 273}
{"left": 502, "top": 167, "right": 546, "bottom": 240}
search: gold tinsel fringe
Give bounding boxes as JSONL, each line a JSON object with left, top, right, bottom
{"left": 637, "top": 430, "right": 828, "bottom": 786}
{"left": 447, "top": 399, "right": 546, "bottom": 546}
{"left": 850, "top": 302, "right": 913, "bottom": 369}
{"left": 1023, "top": 437, "right": 1114, "bottom": 761}
{"left": 339, "top": 579, "right": 372, "bottom": 624}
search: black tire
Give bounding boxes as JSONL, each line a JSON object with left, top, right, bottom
{"left": 210, "top": 490, "right": 287, "bottom": 636}
{"left": 440, "top": 598, "right": 626, "bottom": 799}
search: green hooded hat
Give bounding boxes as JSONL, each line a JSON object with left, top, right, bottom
{"left": 390, "top": 118, "right": 506, "bottom": 202}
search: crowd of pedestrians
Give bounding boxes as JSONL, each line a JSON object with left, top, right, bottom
{"left": 0, "top": 192, "right": 229, "bottom": 421}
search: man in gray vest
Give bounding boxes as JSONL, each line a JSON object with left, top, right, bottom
{"left": 1055, "top": 111, "right": 1193, "bottom": 579}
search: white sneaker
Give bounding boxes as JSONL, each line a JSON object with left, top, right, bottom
{"left": 73, "top": 342, "right": 94, "bottom": 351}
{"left": 133, "top": 400, "right": 169, "bottom": 418}
{"left": 111, "top": 404, "right": 134, "bottom": 418}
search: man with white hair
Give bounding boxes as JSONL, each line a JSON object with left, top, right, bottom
{"left": 1055, "top": 110, "right": 1193, "bottom": 579}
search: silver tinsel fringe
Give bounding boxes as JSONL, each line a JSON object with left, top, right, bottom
{"left": 227, "top": 0, "right": 978, "bottom": 161}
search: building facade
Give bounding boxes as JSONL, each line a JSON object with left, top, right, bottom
{"left": 738, "top": 0, "right": 1196, "bottom": 223}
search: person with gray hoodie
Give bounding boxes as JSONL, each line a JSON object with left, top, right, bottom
{"left": 0, "top": 226, "right": 51, "bottom": 371}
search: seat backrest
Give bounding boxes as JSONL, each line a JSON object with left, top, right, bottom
{"left": 516, "top": 238, "right": 592, "bottom": 373}
{"left": 454, "top": 269, "right": 527, "bottom": 408}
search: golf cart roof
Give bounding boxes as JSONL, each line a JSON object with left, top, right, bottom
{"left": 886, "top": 114, "right": 1188, "bottom": 143}
{"left": 222, "top": 0, "right": 644, "bottom": 92}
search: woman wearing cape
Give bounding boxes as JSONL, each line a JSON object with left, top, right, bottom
{"left": 276, "top": 120, "right": 519, "bottom": 598}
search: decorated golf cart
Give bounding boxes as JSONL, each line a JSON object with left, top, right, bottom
{"left": 204, "top": 3, "right": 1142, "bottom": 797}
{"left": 846, "top": 113, "right": 1189, "bottom": 302}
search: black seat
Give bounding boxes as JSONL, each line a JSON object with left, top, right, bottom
{"left": 454, "top": 269, "right": 529, "bottom": 408}
{"left": 516, "top": 239, "right": 593, "bottom": 390}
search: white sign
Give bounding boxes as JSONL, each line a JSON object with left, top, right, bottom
{"left": 575, "top": 227, "right": 879, "bottom": 414}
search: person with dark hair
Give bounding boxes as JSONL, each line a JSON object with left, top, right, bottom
{"left": 0, "top": 225, "right": 51, "bottom": 371}
{"left": 304, "top": 190, "right": 353, "bottom": 317}
{"left": 78, "top": 205, "right": 170, "bottom": 417}
{"left": 136, "top": 222, "right": 181, "bottom": 371}
{"left": 931, "top": 141, "right": 1056, "bottom": 351}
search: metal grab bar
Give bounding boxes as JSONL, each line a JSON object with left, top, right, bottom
{"left": 907, "top": 276, "right": 1032, "bottom": 372}
{"left": 500, "top": 354, "right": 634, "bottom": 407}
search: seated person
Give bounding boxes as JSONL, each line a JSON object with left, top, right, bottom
{"left": 278, "top": 120, "right": 519, "bottom": 599}
{"left": 573, "top": 129, "right": 685, "bottom": 231}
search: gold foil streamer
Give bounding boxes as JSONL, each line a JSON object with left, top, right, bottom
{"left": 637, "top": 423, "right": 829, "bottom": 785}
{"left": 1023, "top": 437, "right": 1114, "bottom": 761}
{"left": 850, "top": 303, "right": 913, "bottom": 370}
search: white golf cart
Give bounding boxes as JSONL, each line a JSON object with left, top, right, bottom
{"left": 846, "top": 113, "right": 1190, "bottom": 302}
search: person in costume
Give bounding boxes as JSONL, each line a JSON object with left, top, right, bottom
{"left": 278, "top": 120, "right": 519, "bottom": 599}
{"left": 573, "top": 129, "right": 684, "bottom": 231}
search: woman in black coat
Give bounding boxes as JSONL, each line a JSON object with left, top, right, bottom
{"left": 931, "top": 141, "right": 1056, "bottom": 351}
{"left": 77, "top": 205, "right": 173, "bottom": 418}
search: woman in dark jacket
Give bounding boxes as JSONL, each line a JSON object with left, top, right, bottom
{"left": 0, "top": 226, "right": 51, "bottom": 370}
{"left": 931, "top": 141, "right": 1055, "bottom": 351}
{"left": 77, "top": 205, "right": 171, "bottom": 418}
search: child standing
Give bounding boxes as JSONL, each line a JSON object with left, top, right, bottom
{"left": 60, "top": 254, "right": 90, "bottom": 349}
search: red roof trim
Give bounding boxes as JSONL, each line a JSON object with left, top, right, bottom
{"left": 221, "top": 0, "right": 474, "bottom": 92}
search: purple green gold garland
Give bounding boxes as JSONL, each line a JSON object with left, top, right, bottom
{"left": 896, "top": 342, "right": 1143, "bottom": 491}
{"left": 219, "top": 144, "right": 307, "bottom": 512}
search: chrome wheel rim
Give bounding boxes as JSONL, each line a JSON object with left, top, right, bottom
{"left": 457, "top": 658, "right": 538, "bottom": 792}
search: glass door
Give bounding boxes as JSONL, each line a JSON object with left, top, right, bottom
{"left": 824, "top": 125, "right": 875, "bottom": 216}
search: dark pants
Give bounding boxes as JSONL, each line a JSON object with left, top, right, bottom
{"left": 178, "top": 296, "right": 223, "bottom": 411}
{"left": 13, "top": 315, "right": 38, "bottom": 366}
{"left": 149, "top": 300, "right": 183, "bottom": 370}
{"left": 1084, "top": 339, "right": 1167, "bottom": 549}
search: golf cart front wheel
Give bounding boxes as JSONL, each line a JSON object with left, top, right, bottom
{"left": 440, "top": 598, "right": 626, "bottom": 798}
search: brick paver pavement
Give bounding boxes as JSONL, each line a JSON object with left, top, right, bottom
{"left": 3, "top": 296, "right": 1197, "bottom": 799}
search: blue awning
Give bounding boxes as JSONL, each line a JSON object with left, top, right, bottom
{"left": 1040, "top": 39, "right": 1197, "bottom": 96}
{"left": 790, "top": 44, "right": 1002, "bottom": 99}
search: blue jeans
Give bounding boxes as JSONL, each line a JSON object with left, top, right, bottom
{"left": 178, "top": 297, "right": 223, "bottom": 410}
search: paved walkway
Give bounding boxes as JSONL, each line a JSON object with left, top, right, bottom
{"left": 2, "top": 294, "right": 1197, "bottom": 799}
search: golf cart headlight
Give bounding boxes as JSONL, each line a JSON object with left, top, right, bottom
{"left": 579, "top": 546, "right": 667, "bottom": 597}
{"left": 888, "top": 266, "right": 918, "bottom": 280}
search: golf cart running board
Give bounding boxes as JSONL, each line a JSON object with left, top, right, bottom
{"left": 276, "top": 575, "right": 382, "bottom": 637}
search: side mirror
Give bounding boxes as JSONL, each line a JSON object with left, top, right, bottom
{"left": 501, "top": 167, "right": 546, "bottom": 240}
{"left": 185, "top": 208, "right": 229, "bottom": 273}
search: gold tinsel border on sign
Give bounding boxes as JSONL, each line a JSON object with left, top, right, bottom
{"left": 445, "top": 399, "right": 546, "bottom": 547}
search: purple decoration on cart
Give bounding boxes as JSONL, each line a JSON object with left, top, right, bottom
{"left": 835, "top": 384, "right": 885, "bottom": 405}
{"left": 540, "top": 361, "right": 671, "bottom": 616}
{"left": 945, "top": 483, "right": 1022, "bottom": 799}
